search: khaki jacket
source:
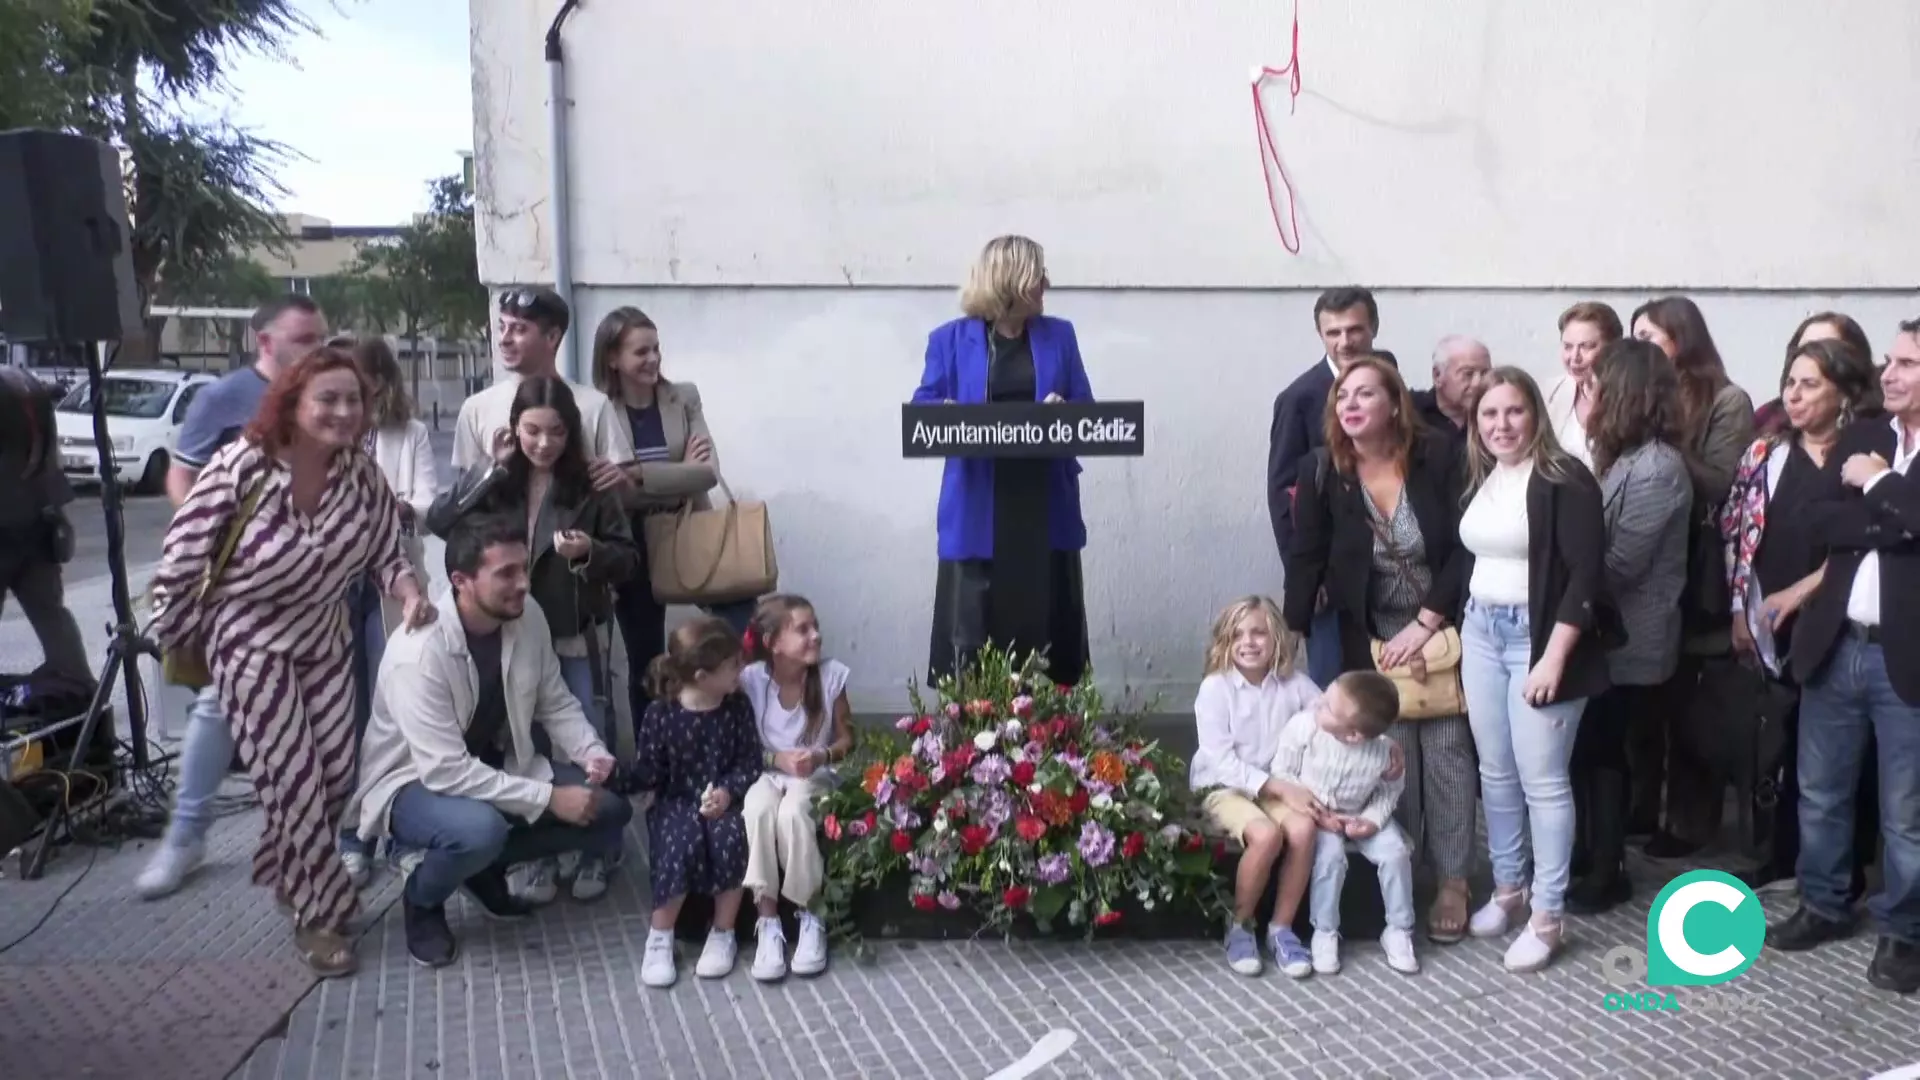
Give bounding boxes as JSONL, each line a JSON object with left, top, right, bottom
{"left": 618, "top": 380, "right": 722, "bottom": 514}
{"left": 353, "top": 592, "right": 608, "bottom": 838}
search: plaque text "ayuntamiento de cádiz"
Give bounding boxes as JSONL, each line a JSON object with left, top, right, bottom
{"left": 907, "top": 415, "right": 1139, "bottom": 450}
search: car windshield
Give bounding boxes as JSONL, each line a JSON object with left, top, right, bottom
{"left": 58, "top": 378, "right": 176, "bottom": 419}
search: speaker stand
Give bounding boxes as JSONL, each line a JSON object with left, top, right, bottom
{"left": 19, "top": 340, "right": 155, "bottom": 879}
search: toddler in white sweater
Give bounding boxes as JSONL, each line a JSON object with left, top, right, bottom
{"left": 1269, "top": 670, "right": 1417, "bottom": 976}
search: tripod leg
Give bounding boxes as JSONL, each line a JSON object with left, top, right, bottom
{"left": 21, "top": 639, "right": 123, "bottom": 880}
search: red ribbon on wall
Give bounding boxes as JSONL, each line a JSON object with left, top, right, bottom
{"left": 1251, "top": 0, "right": 1303, "bottom": 255}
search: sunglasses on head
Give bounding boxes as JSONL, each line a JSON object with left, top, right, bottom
{"left": 499, "top": 288, "right": 543, "bottom": 315}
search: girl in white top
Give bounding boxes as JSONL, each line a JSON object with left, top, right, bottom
{"left": 1542, "top": 302, "right": 1625, "bottom": 469}
{"left": 738, "top": 593, "right": 852, "bottom": 983}
{"left": 1190, "top": 595, "right": 1403, "bottom": 978}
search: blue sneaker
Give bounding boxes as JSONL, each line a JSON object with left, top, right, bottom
{"left": 1224, "top": 924, "right": 1263, "bottom": 976}
{"left": 1268, "top": 925, "right": 1313, "bottom": 978}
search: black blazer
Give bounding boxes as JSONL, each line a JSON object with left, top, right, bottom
{"left": 1266, "top": 360, "right": 1336, "bottom": 563}
{"left": 1283, "top": 432, "right": 1467, "bottom": 674}
{"left": 1457, "top": 461, "right": 1615, "bottom": 704}
{"left": 1790, "top": 418, "right": 1920, "bottom": 704}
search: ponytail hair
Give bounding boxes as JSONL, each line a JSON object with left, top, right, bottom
{"left": 645, "top": 615, "right": 744, "bottom": 700}
{"left": 745, "top": 593, "right": 828, "bottom": 745}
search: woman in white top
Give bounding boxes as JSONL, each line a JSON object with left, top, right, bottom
{"left": 738, "top": 594, "right": 853, "bottom": 983}
{"left": 1543, "top": 302, "right": 1624, "bottom": 469}
{"left": 1455, "top": 367, "right": 1612, "bottom": 974}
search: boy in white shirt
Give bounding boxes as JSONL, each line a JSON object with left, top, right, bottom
{"left": 1269, "top": 670, "right": 1418, "bottom": 976}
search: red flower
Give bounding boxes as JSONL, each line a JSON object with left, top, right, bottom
{"left": 1066, "top": 742, "right": 1082, "bottom": 758}
{"left": 1032, "top": 790, "right": 1072, "bottom": 827}
{"left": 892, "top": 755, "right": 917, "bottom": 781}
{"left": 1015, "top": 816, "right": 1048, "bottom": 843}
{"left": 1121, "top": 832, "right": 1147, "bottom": 859}
{"left": 824, "top": 814, "right": 843, "bottom": 841}
{"left": 1003, "top": 885, "right": 1031, "bottom": 908}
{"left": 912, "top": 717, "right": 932, "bottom": 735}
{"left": 942, "top": 746, "right": 977, "bottom": 777}
{"left": 1183, "top": 833, "right": 1205, "bottom": 852}
{"left": 890, "top": 830, "right": 913, "bottom": 854}
{"left": 959, "top": 824, "right": 992, "bottom": 856}
{"left": 1094, "top": 910, "right": 1123, "bottom": 927}
{"left": 1055, "top": 684, "right": 1073, "bottom": 695}
{"left": 912, "top": 893, "right": 937, "bottom": 912}
{"left": 1067, "top": 787, "right": 1090, "bottom": 815}
{"left": 1011, "top": 761, "right": 1037, "bottom": 787}
{"left": 862, "top": 811, "right": 878, "bottom": 835}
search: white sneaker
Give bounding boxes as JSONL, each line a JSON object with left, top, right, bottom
{"left": 512, "top": 860, "right": 559, "bottom": 905}
{"left": 695, "top": 929, "right": 738, "bottom": 979}
{"left": 751, "top": 917, "right": 788, "bottom": 982}
{"left": 555, "top": 851, "right": 581, "bottom": 883}
{"left": 570, "top": 857, "right": 610, "bottom": 902}
{"left": 134, "top": 841, "right": 205, "bottom": 900}
{"left": 641, "top": 929, "right": 678, "bottom": 988}
{"left": 341, "top": 851, "right": 372, "bottom": 889}
{"left": 1381, "top": 927, "right": 1419, "bottom": 974}
{"left": 1311, "top": 930, "right": 1342, "bottom": 975}
{"left": 1504, "top": 919, "right": 1561, "bottom": 974}
{"left": 790, "top": 912, "right": 829, "bottom": 977}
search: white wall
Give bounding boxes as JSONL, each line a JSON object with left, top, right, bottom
{"left": 472, "top": 0, "right": 1920, "bottom": 289}
{"left": 467, "top": 0, "right": 1920, "bottom": 710}
{"left": 565, "top": 286, "right": 1919, "bottom": 711}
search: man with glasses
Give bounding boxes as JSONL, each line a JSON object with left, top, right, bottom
{"left": 452, "top": 287, "right": 633, "bottom": 489}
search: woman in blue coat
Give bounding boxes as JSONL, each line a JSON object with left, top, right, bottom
{"left": 911, "top": 235, "right": 1093, "bottom": 687}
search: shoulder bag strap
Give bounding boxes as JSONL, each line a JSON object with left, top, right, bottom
{"left": 197, "top": 473, "right": 270, "bottom": 602}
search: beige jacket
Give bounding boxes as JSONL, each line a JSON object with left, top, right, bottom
{"left": 369, "top": 419, "right": 439, "bottom": 632}
{"left": 618, "top": 379, "right": 723, "bottom": 514}
{"left": 352, "top": 592, "right": 608, "bottom": 839}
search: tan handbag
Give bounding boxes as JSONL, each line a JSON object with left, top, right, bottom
{"left": 642, "top": 474, "right": 778, "bottom": 604}
{"left": 1369, "top": 628, "right": 1465, "bottom": 720}
{"left": 160, "top": 474, "right": 269, "bottom": 690}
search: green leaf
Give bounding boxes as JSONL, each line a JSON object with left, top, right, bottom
{"left": 1175, "top": 849, "right": 1213, "bottom": 876}
{"left": 1031, "top": 884, "right": 1069, "bottom": 923}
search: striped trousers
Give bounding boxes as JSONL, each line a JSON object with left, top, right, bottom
{"left": 215, "top": 640, "right": 360, "bottom": 932}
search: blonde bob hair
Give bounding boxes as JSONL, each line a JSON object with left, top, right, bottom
{"left": 959, "top": 235, "right": 1047, "bottom": 322}
{"left": 1203, "top": 595, "right": 1299, "bottom": 680}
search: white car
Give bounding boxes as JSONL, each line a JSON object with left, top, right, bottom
{"left": 53, "top": 368, "right": 218, "bottom": 495}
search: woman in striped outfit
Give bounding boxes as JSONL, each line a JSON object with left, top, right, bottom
{"left": 150, "top": 345, "right": 434, "bottom": 976}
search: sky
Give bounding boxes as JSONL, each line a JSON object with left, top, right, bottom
{"left": 181, "top": 0, "right": 474, "bottom": 225}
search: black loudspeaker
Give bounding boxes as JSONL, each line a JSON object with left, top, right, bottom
{"left": 0, "top": 128, "right": 142, "bottom": 344}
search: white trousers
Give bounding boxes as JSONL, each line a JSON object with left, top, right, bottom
{"left": 742, "top": 773, "right": 826, "bottom": 907}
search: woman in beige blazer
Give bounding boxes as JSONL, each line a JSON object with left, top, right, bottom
{"left": 591, "top": 307, "right": 754, "bottom": 730}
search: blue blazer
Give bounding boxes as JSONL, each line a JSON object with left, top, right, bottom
{"left": 911, "top": 315, "right": 1093, "bottom": 560}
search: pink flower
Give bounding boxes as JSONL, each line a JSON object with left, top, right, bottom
{"left": 895, "top": 716, "right": 917, "bottom": 731}
{"left": 849, "top": 816, "right": 871, "bottom": 838}
{"left": 1011, "top": 695, "right": 1035, "bottom": 718}
{"left": 945, "top": 702, "right": 963, "bottom": 720}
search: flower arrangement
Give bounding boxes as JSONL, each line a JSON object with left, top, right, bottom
{"left": 813, "top": 644, "right": 1227, "bottom": 945}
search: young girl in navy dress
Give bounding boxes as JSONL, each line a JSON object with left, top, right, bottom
{"left": 738, "top": 594, "right": 855, "bottom": 982}
{"left": 630, "top": 615, "right": 762, "bottom": 988}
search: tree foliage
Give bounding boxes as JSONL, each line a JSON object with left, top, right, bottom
{"left": 0, "top": 0, "right": 313, "bottom": 346}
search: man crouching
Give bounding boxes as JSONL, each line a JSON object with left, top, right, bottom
{"left": 351, "top": 512, "right": 631, "bottom": 967}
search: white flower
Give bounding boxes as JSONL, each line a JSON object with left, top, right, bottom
{"left": 933, "top": 812, "right": 950, "bottom": 833}
{"left": 1091, "top": 793, "right": 1114, "bottom": 810}
{"left": 973, "top": 730, "right": 996, "bottom": 751}
{"left": 998, "top": 859, "right": 1011, "bottom": 872}
{"left": 1009, "top": 745, "right": 1027, "bottom": 764}
{"left": 1151, "top": 811, "right": 1163, "bottom": 822}
{"left": 1003, "top": 720, "right": 1023, "bottom": 739}
{"left": 1144, "top": 899, "right": 1156, "bottom": 911}
{"left": 1028, "top": 782, "right": 1044, "bottom": 794}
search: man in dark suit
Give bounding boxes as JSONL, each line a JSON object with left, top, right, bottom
{"left": 1770, "top": 317, "right": 1920, "bottom": 994}
{"left": 1411, "top": 335, "right": 1491, "bottom": 445}
{"left": 1267, "top": 288, "right": 1381, "bottom": 687}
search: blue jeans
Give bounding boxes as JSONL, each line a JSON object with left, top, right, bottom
{"left": 558, "top": 653, "right": 606, "bottom": 744}
{"left": 1460, "top": 599, "right": 1587, "bottom": 914}
{"left": 164, "top": 685, "right": 235, "bottom": 849}
{"left": 705, "top": 599, "right": 757, "bottom": 635}
{"left": 388, "top": 763, "right": 633, "bottom": 907}
{"left": 1306, "top": 607, "right": 1342, "bottom": 689}
{"left": 1310, "top": 824, "right": 1415, "bottom": 933}
{"left": 339, "top": 574, "right": 386, "bottom": 857}
{"left": 1796, "top": 632, "right": 1920, "bottom": 943}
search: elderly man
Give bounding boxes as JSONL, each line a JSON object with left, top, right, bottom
{"left": 1414, "top": 335, "right": 1492, "bottom": 442}
{"left": 352, "top": 512, "right": 631, "bottom": 967}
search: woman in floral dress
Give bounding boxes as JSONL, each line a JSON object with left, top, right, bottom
{"left": 151, "top": 345, "right": 433, "bottom": 976}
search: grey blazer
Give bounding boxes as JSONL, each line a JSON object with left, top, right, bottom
{"left": 1599, "top": 441, "right": 1693, "bottom": 685}
{"left": 613, "top": 380, "right": 722, "bottom": 514}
